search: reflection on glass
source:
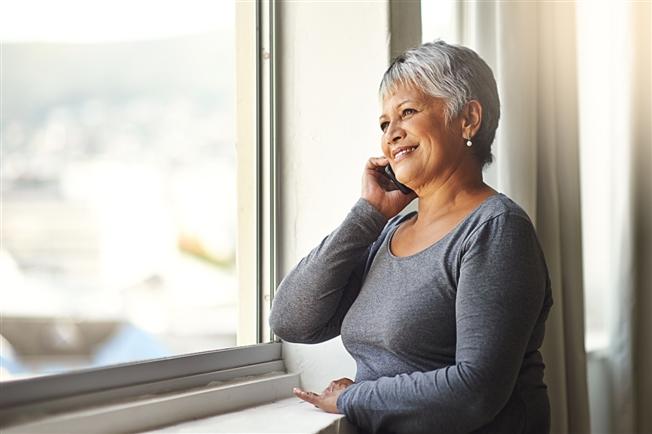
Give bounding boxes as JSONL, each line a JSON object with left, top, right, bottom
{"left": 0, "top": 2, "right": 237, "bottom": 380}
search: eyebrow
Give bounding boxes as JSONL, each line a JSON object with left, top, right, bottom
{"left": 379, "top": 99, "right": 416, "bottom": 120}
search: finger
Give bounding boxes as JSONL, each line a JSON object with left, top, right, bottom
{"left": 364, "top": 160, "right": 395, "bottom": 185}
{"left": 330, "top": 379, "right": 353, "bottom": 391}
{"left": 293, "top": 387, "right": 320, "bottom": 405}
{"left": 293, "top": 387, "right": 317, "bottom": 398}
{"left": 366, "top": 156, "right": 389, "bottom": 170}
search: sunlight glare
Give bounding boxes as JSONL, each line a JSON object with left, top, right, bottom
{"left": 0, "top": 0, "right": 233, "bottom": 43}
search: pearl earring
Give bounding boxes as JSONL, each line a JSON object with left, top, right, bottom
{"left": 466, "top": 137, "right": 473, "bottom": 147}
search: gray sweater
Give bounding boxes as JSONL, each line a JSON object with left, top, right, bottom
{"left": 269, "top": 194, "right": 552, "bottom": 434}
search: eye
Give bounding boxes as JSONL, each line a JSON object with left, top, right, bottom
{"left": 402, "top": 108, "right": 416, "bottom": 117}
{"left": 380, "top": 121, "right": 389, "bottom": 132}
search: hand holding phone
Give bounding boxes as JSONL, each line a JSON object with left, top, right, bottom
{"left": 362, "top": 156, "right": 415, "bottom": 219}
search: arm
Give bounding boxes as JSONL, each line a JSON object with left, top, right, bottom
{"left": 336, "top": 213, "right": 549, "bottom": 433}
{"left": 270, "top": 156, "right": 416, "bottom": 344}
{"left": 269, "top": 198, "right": 389, "bottom": 344}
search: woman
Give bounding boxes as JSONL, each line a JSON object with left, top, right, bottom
{"left": 269, "top": 41, "right": 552, "bottom": 434}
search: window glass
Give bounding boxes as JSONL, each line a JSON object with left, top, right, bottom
{"left": 0, "top": 0, "right": 242, "bottom": 380}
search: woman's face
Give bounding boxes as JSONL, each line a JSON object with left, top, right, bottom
{"left": 379, "top": 85, "right": 466, "bottom": 191}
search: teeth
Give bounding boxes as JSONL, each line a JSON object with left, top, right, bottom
{"left": 395, "top": 147, "right": 417, "bottom": 158}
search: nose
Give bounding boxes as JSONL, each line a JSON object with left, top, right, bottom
{"left": 385, "top": 121, "right": 406, "bottom": 145}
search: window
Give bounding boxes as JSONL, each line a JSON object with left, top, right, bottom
{"left": 0, "top": 0, "right": 272, "bottom": 383}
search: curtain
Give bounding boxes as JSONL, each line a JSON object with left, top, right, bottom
{"left": 575, "top": 1, "right": 651, "bottom": 432}
{"left": 577, "top": 1, "right": 652, "bottom": 433}
{"left": 631, "top": 5, "right": 652, "bottom": 433}
{"left": 454, "top": 1, "right": 591, "bottom": 433}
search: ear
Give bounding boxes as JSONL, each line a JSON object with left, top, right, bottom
{"left": 460, "top": 100, "right": 483, "bottom": 140}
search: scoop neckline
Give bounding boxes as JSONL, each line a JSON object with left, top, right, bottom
{"left": 386, "top": 192, "right": 504, "bottom": 260}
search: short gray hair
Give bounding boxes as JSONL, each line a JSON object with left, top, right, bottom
{"left": 379, "top": 40, "right": 500, "bottom": 167}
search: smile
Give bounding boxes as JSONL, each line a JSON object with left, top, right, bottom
{"left": 393, "top": 145, "right": 418, "bottom": 161}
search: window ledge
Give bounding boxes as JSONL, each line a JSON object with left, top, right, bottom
{"left": 1, "top": 341, "right": 358, "bottom": 434}
{"left": 143, "top": 397, "right": 356, "bottom": 434}
{"left": 3, "top": 371, "right": 301, "bottom": 433}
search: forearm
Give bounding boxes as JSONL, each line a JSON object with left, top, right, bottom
{"left": 269, "top": 198, "right": 388, "bottom": 343}
{"left": 337, "top": 362, "right": 516, "bottom": 434}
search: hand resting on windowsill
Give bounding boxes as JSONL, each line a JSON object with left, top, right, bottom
{"left": 293, "top": 378, "right": 354, "bottom": 414}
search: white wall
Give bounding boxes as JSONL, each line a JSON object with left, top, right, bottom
{"left": 276, "top": 0, "right": 390, "bottom": 392}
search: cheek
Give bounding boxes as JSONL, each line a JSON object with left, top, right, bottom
{"left": 380, "top": 138, "right": 390, "bottom": 157}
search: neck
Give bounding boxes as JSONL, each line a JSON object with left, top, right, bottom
{"left": 413, "top": 159, "right": 492, "bottom": 224}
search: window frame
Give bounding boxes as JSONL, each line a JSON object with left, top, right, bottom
{"left": 0, "top": 343, "right": 292, "bottom": 432}
{"left": 255, "top": 0, "right": 279, "bottom": 344}
{"left": 236, "top": 0, "right": 279, "bottom": 345}
{"left": 0, "top": 0, "right": 281, "bottom": 430}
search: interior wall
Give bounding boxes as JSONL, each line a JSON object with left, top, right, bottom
{"left": 275, "top": 0, "right": 390, "bottom": 392}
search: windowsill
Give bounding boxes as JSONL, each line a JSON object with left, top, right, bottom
{"left": 1, "top": 336, "right": 355, "bottom": 434}
{"left": 1, "top": 360, "right": 357, "bottom": 434}
{"left": 143, "top": 397, "right": 356, "bottom": 434}
{"left": 3, "top": 373, "right": 296, "bottom": 433}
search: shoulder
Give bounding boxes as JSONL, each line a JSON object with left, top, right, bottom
{"left": 474, "top": 193, "right": 532, "bottom": 224}
{"left": 461, "top": 193, "right": 541, "bottom": 253}
{"left": 457, "top": 194, "right": 552, "bottom": 309}
{"left": 467, "top": 193, "right": 534, "bottom": 232}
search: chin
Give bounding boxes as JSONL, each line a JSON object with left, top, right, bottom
{"left": 394, "top": 162, "right": 415, "bottom": 184}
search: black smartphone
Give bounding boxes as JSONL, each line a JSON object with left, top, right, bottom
{"left": 383, "top": 165, "right": 413, "bottom": 195}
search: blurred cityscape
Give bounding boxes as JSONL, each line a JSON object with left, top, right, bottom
{"left": 0, "top": 30, "right": 239, "bottom": 380}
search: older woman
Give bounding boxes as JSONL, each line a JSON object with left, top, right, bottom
{"left": 269, "top": 41, "right": 552, "bottom": 434}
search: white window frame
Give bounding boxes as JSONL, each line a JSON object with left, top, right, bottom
{"left": 0, "top": 1, "right": 282, "bottom": 432}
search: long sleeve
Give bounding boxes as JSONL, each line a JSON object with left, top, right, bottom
{"left": 269, "top": 198, "right": 390, "bottom": 343}
{"left": 336, "top": 213, "right": 550, "bottom": 433}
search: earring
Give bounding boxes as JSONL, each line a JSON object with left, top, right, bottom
{"left": 466, "top": 136, "right": 473, "bottom": 147}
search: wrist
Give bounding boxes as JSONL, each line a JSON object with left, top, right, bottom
{"left": 335, "top": 385, "right": 351, "bottom": 414}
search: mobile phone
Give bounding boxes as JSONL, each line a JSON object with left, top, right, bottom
{"left": 383, "top": 165, "right": 413, "bottom": 195}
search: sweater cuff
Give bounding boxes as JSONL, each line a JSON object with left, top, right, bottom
{"left": 336, "top": 383, "right": 354, "bottom": 415}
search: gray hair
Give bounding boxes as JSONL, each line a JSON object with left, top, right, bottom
{"left": 379, "top": 40, "right": 500, "bottom": 167}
